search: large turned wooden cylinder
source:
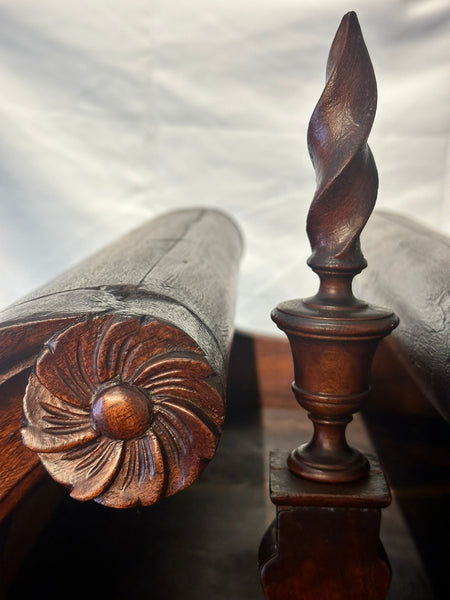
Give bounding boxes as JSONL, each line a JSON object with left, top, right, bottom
{"left": 0, "top": 208, "right": 242, "bottom": 508}
{"left": 357, "top": 211, "right": 450, "bottom": 422}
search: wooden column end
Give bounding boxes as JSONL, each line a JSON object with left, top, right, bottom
{"left": 21, "top": 315, "right": 224, "bottom": 508}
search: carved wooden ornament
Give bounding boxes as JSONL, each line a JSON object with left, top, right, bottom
{"left": 272, "top": 12, "right": 399, "bottom": 483}
{"left": 22, "top": 315, "right": 223, "bottom": 508}
{"left": 0, "top": 209, "right": 242, "bottom": 510}
{"left": 260, "top": 13, "right": 398, "bottom": 599}
{"left": 306, "top": 8, "right": 378, "bottom": 280}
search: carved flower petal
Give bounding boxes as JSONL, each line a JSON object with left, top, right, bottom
{"left": 94, "top": 317, "right": 141, "bottom": 383}
{"left": 131, "top": 355, "right": 212, "bottom": 387}
{"left": 22, "top": 425, "right": 98, "bottom": 453}
{"left": 158, "top": 402, "right": 217, "bottom": 459}
{"left": 39, "top": 438, "right": 124, "bottom": 502}
{"left": 120, "top": 320, "right": 202, "bottom": 382}
{"left": 152, "top": 401, "right": 217, "bottom": 497}
{"left": 151, "top": 414, "right": 197, "bottom": 497}
{"left": 97, "top": 434, "right": 165, "bottom": 508}
{"left": 70, "top": 441, "right": 124, "bottom": 501}
{"left": 22, "top": 373, "right": 96, "bottom": 452}
{"left": 35, "top": 319, "right": 110, "bottom": 407}
{"left": 151, "top": 378, "right": 225, "bottom": 425}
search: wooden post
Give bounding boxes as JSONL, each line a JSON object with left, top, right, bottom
{"left": 0, "top": 208, "right": 242, "bottom": 509}
{"left": 259, "top": 12, "right": 398, "bottom": 599}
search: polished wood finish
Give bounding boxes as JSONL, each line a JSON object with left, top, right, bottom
{"left": 260, "top": 12, "right": 397, "bottom": 599}
{"left": 267, "top": 450, "right": 390, "bottom": 508}
{"left": 260, "top": 453, "right": 391, "bottom": 600}
{"left": 0, "top": 208, "right": 242, "bottom": 510}
{"left": 0, "top": 370, "right": 44, "bottom": 523}
{"left": 271, "top": 12, "right": 398, "bottom": 484}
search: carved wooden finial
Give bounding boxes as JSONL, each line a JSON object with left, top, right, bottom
{"left": 272, "top": 12, "right": 399, "bottom": 483}
{"left": 307, "top": 11, "right": 378, "bottom": 306}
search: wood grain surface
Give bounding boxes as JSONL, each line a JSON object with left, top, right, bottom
{"left": 358, "top": 210, "right": 450, "bottom": 422}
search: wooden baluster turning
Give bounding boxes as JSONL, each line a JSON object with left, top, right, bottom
{"left": 259, "top": 12, "right": 399, "bottom": 599}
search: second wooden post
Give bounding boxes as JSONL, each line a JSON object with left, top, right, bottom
{"left": 259, "top": 12, "right": 398, "bottom": 599}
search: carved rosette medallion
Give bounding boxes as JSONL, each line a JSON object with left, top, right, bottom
{"left": 21, "top": 315, "right": 224, "bottom": 508}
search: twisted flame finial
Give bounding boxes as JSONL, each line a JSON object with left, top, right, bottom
{"left": 306, "top": 12, "right": 378, "bottom": 304}
{"left": 272, "top": 12, "right": 399, "bottom": 483}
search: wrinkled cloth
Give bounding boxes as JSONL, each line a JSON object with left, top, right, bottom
{"left": 0, "top": 0, "right": 448, "bottom": 335}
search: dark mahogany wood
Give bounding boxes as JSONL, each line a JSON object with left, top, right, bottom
{"left": 0, "top": 370, "right": 45, "bottom": 523}
{"left": 0, "top": 208, "right": 242, "bottom": 510}
{"left": 260, "top": 12, "right": 398, "bottom": 599}
{"left": 272, "top": 11, "right": 398, "bottom": 484}
{"left": 260, "top": 451, "right": 391, "bottom": 600}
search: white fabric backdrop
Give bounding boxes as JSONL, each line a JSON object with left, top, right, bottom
{"left": 0, "top": 0, "right": 448, "bottom": 335}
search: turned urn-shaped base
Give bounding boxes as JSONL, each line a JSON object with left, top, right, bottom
{"left": 273, "top": 298, "right": 398, "bottom": 483}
